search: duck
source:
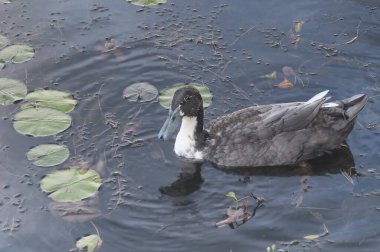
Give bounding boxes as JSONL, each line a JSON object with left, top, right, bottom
{"left": 158, "top": 86, "right": 367, "bottom": 168}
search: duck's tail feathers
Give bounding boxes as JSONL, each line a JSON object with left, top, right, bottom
{"left": 307, "top": 90, "right": 330, "bottom": 103}
{"left": 343, "top": 94, "right": 368, "bottom": 121}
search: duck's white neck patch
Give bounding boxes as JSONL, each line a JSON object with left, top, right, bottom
{"left": 174, "top": 116, "right": 204, "bottom": 160}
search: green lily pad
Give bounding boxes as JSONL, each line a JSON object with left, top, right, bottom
{"left": 0, "top": 44, "right": 34, "bottom": 63}
{"left": 22, "top": 89, "right": 77, "bottom": 113}
{"left": 0, "top": 35, "right": 9, "bottom": 49}
{"left": 13, "top": 107, "right": 72, "bottom": 137}
{"left": 27, "top": 144, "right": 69, "bottom": 167}
{"left": 76, "top": 234, "right": 103, "bottom": 252}
{"left": 0, "top": 78, "right": 27, "bottom": 105}
{"left": 127, "top": 0, "right": 166, "bottom": 6}
{"left": 123, "top": 82, "right": 158, "bottom": 102}
{"left": 40, "top": 168, "right": 101, "bottom": 202}
{"left": 159, "top": 83, "right": 212, "bottom": 109}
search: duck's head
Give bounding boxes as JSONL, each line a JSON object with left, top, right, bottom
{"left": 158, "top": 86, "right": 203, "bottom": 140}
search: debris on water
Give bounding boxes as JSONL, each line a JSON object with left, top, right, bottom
{"left": 215, "top": 193, "right": 264, "bottom": 229}
{"left": 304, "top": 224, "right": 329, "bottom": 240}
{"left": 104, "top": 37, "right": 117, "bottom": 51}
{"left": 275, "top": 78, "right": 294, "bottom": 89}
{"left": 260, "top": 71, "right": 277, "bottom": 80}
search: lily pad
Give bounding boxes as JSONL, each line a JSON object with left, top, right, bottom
{"left": 123, "top": 82, "right": 158, "bottom": 102}
{"left": 159, "top": 83, "right": 212, "bottom": 109}
{"left": 0, "top": 35, "right": 9, "bottom": 49}
{"left": 23, "top": 89, "right": 77, "bottom": 113}
{"left": 76, "top": 234, "right": 102, "bottom": 252}
{"left": 40, "top": 168, "right": 101, "bottom": 202}
{"left": 0, "top": 44, "right": 34, "bottom": 63}
{"left": 13, "top": 107, "right": 72, "bottom": 137}
{"left": 0, "top": 78, "right": 27, "bottom": 105}
{"left": 127, "top": 0, "right": 166, "bottom": 6}
{"left": 27, "top": 144, "right": 69, "bottom": 167}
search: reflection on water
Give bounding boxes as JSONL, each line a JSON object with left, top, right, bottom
{"left": 0, "top": 0, "right": 379, "bottom": 252}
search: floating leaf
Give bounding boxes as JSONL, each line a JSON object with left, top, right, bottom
{"left": 0, "top": 62, "right": 4, "bottom": 70}
{"left": 260, "top": 71, "right": 277, "bottom": 80}
{"left": 13, "top": 107, "right": 72, "bottom": 137}
{"left": 304, "top": 224, "right": 329, "bottom": 240}
{"left": 27, "top": 144, "right": 69, "bottom": 167}
{"left": 275, "top": 78, "right": 294, "bottom": 89}
{"left": 226, "top": 191, "right": 237, "bottom": 201}
{"left": 0, "top": 0, "right": 12, "bottom": 4}
{"left": 0, "top": 78, "right": 27, "bottom": 105}
{"left": 0, "top": 35, "right": 9, "bottom": 49}
{"left": 0, "top": 44, "right": 34, "bottom": 63}
{"left": 294, "top": 20, "right": 304, "bottom": 33}
{"left": 127, "top": 0, "right": 166, "bottom": 6}
{"left": 76, "top": 234, "right": 102, "bottom": 252}
{"left": 23, "top": 89, "right": 77, "bottom": 113}
{"left": 40, "top": 168, "right": 101, "bottom": 202}
{"left": 159, "top": 83, "right": 212, "bottom": 109}
{"left": 123, "top": 82, "right": 158, "bottom": 102}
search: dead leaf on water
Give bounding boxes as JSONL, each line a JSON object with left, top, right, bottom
{"left": 294, "top": 20, "right": 304, "bottom": 33}
{"left": 275, "top": 78, "right": 294, "bottom": 89}
{"left": 304, "top": 224, "right": 329, "bottom": 240}
{"left": 259, "top": 71, "right": 277, "bottom": 80}
{"left": 48, "top": 199, "right": 101, "bottom": 222}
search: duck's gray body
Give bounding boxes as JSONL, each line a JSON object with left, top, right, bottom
{"left": 159, "top": 86, "right": 367, "bottom": 168}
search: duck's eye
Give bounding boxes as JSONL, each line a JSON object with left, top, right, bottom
{"left": 184, "top": 96, "right": 191, "bottom": 102}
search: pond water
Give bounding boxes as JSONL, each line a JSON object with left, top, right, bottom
{"left": 1, "top": 0, "right": 380, "bottom": 251}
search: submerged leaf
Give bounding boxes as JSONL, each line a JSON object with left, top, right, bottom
{"left": 159, "top": 83, "right": 212, "bottom": 109}
{"left": 127, "top": 0, "right": 166, "bottom": 6}
{"left": 23, "top": 89, "right": 77, "bottom": 112}
{"left": 0, "top": 44, "right": 34, "bottom": 63}
{"left": 282, "top": 66, "right": 296, "bottom": 78}
{"left": 123, "top": 82, "right": 158, "bottom": 102}
{"left": 275, "top": 78, "right": 294, "bottom": 89}
{"left": 49, "top": 200, "right": 101, "bottom": 222}
{"left": 76, "top": 234, "right": 102, "bottom": 252}
{"left": 13, "top": 107, "right": 72, "bottom": 137}
{"left": 40, "top": 168, "right": 101, "bottom": 202}
{"left": 27, "top": 144, "right": 69, "bottom": 167}
{"left": 0, "top": 35, "right": 9, "bottom": 49}
{"left": 0, "top": 78, "right": 27, "bottom": 105}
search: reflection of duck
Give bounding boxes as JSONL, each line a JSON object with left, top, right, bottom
{"left": 159, "top": 86, "right": 367, "bottom": 168}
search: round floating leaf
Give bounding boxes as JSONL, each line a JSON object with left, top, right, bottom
{"left": 127, "top": 0, "right": 166, "bottom": 6}
{"left": 123, "top": 82, "right": 158, "bottom": 102}
{"left": 0, "top": 35, "right": 9, "bottom": 49}
{"left": 27, "top": 144, "right": 69, "bottom": 167}
{"left": 0, "top": 78, "right": 27, "bottom": 105}
{"left": 40, "top": 168, "right": 101, "bottom": 202}
{"left": 0, "top": 44, "right": 34, "bottom": 63}
{"left": 159, "top": 83, "right": 212, "bottom": 109}
{"left": 76, "top": 234, "right": 103, "bottom": 252}
{"left": 13, "top": 107, "right": 72, "bottom": 137}
{"left": 23, "top": 89, "right": 77, "bottom": 113}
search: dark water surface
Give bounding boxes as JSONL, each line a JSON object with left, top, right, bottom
{"left": 1, "top": 0, "right": 380, "bottom": 251}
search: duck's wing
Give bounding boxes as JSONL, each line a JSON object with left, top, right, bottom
{"left": 204, "top": 91, "right": 329, "bottom": 167}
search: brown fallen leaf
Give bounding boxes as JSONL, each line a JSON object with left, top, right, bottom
{"left": 48, "top": 200, "right": 101, "bottom": 222}
{"left": 275, "top": 78, "right": 294, "bottom": 89}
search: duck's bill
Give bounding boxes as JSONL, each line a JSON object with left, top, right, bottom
{"left": 158, "top": 107, "right": 181, "bottom": 140}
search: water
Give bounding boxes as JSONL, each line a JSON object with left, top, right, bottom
{"left": 0, "top": 0, "right": 379, "bottom": 251}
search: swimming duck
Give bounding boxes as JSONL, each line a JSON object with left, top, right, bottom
{"left": 158, "top": 86, "right": 367, "bottom": 168}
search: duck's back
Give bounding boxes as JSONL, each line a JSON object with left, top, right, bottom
{"left": 204, "top": 94, "right": 367, "bottom": 168}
